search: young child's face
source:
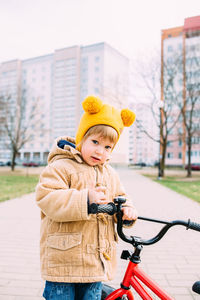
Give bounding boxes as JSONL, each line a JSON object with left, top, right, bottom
{"left": 81, "top": 133, "right": 115, "bottom": 166}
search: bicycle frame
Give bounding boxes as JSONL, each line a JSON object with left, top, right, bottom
{"left": 105, "top": 260, "right": 173, "bottom": 300}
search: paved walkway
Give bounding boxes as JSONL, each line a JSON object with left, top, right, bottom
{"left": 0, "top": 168, "right": 200, "bottom": 299}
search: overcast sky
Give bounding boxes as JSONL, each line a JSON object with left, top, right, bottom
{"left": 0, "top": 0, "right": 199, "bottom": 63}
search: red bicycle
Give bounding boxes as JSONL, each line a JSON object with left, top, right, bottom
{"left": 89, "top": 197, "right": 200, "bottom": 299}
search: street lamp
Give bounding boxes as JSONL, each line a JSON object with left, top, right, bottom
{"left": 157, "top": 100, "right": 164, "bottom": 180}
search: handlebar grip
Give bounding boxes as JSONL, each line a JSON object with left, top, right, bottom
{"left": 88, "top": 203, "right": 99, "bottom": 214}
{"left": 88, "top": 202, "right": 117, "bottom": 215}
{"left": 123, "top": 220, "right": 135, "bottom": 226}
{"left": 192, "top": 281, "right": 200, "bottom": 295}
{"left": 187, "top": 220, "right": 200, "bottom": 232}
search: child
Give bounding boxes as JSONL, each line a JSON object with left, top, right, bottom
{"left": 36, "top": 95, "right": 138, "bottom": 300}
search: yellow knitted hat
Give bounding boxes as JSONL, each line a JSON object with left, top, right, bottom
{"left": 75, "top": 95, "right": 136, "bottom": 148}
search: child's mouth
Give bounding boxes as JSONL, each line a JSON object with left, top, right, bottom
{"left": 91, "top": 156, "right": 100, "bottom": 161}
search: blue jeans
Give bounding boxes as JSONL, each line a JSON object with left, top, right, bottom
{"left": 43, "top": 281, "right": 102, "bottom": 300}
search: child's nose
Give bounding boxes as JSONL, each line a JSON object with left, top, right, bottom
{"left": 95, "top": 145, "right": 104, "bottom": 154}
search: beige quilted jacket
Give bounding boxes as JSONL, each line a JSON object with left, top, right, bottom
{"left": 36, "top": 137, "right": 134, "bottom": 283}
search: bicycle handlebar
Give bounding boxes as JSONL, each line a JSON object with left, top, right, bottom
{"left": 88, "top": 197, "right": 200, "bottom": 247}
{"left": 193, "top": 281, "right": 200, "bottom": 294}
{"left": 187, "top": 219, "right": 200, "bottom": 232}
{"left": 88, "top": 202, "right": 117, "bottom": 215}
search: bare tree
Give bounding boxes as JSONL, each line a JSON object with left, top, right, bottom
{"left": 0, "top": 88, "right": 40, "bottom": 171}
{"left": 100, "top": 74, "right": 129, "bottom": 109}
{"left": 177, "top": 42, "right": 200, "bottom": 177}
{"left": 132, "top": 52, "right": 181, "bottom": 177}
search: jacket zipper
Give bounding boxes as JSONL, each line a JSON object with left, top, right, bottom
{"left": 94, "top": 166, "right": 111, "bottom": 261}
{"left": 94, "top": 166, "right": 98, "bottom": 186}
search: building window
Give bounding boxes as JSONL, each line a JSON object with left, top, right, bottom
{"left": 95, "top": 56, "right": 100, "bottom": 62}
{"left": 178, "top": 152, "right": 182, "bottom": 159}
{"left": 179, "top": 139, "right": 182, "bottom": 146}
{"left": 178, "top": 43, "right": 182, "bottom": 50}
{"left": 178, "top": 127, "right": 183, "bottom": 134}
{"left": 167, "top": 141, "right": 173, "bottom": 147}
{"left": 167, "top": 57, "right": 173, "bottom": 64}
{"left": 94, "top": 87, "right": 99, "bottom": 94}
{"left": 167, "top": 45, "right": 173, "bottom": 52}
{"left": 82, "top": 57, "right": 88, "bottom": 64}
{"left": 167, "top": 152, "right": 173, "bottom": 159}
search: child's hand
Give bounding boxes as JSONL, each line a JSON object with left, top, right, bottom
{"left": 88, "top": 186, "right": 109, "bottom": 205}
{"left": 121, "top": 206, "right": 138, "bottom": 221}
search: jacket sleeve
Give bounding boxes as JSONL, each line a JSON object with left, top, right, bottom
{"left": 35, "top": 163, "right": 89, "bottom": 222}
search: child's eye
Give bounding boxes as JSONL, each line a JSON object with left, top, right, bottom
{"left": 92, "top": 140, "right": 98, "bottom": 145}
{"left": 105, "top": 145, "right": 112, "bottom": 150}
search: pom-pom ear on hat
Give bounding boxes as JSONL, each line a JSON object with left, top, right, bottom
{"left": 121, "top": 109, "right": 136, "bottom": 127}
{"left": 82, "top": 95, "right": 103, "bottom": 114}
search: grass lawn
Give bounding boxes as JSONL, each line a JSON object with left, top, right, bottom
{"left": 0, "top": 167, "right": 42, "bottom": 202}
{"left": 142, "top": 170, "right": 200, "bottom": 203}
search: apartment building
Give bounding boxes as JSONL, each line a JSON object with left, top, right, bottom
{"left": 0, "top": 60, "right": 22, "bottom": 163}
{"left": 129, "top": 102, "right": 159, "bottom": 166}
{"left": 0, "top": 42, "right": 130, "bottom": 165}
{"left": 161, "top": 16, "right": 200, "bottom": 166}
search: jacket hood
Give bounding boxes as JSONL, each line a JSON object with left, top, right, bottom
{"left": 48, "top": 136, "right": 83, "bottom": 164}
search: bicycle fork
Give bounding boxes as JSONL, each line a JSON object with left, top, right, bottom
{"left": 106, "top": 245, "right": 174, "bottom": 300}
{"left": 121, "top": 245, "right": 174, "bottom": 300}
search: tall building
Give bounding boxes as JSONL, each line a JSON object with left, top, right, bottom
{"left": 0, "top": 60, "right": 23, "bottom": 163}
{"left": 161, "top": 16, "right": 200, "bottom": 166}
{"left": 129, "top": 102, "right": 159, "bottom": 166}
{"left": 0, "top": 42, "right": 130, "bottom": 164}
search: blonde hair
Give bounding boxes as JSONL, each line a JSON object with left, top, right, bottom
{"left": 77, "top": 125, "right": 118, "bottom": 150}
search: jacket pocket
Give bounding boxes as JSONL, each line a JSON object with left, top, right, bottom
{"left": 47, "top": 233, "right": 82, "bottom": 267}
